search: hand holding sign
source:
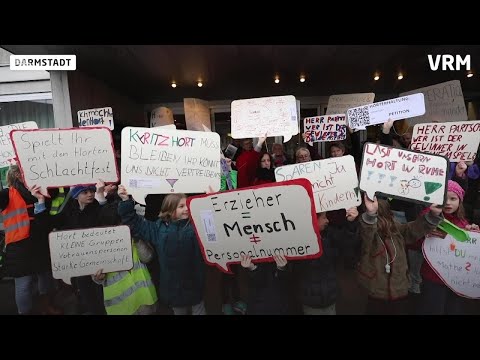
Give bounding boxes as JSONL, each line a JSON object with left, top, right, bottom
{"left": 455, "top": 161, "right": 468, "bottom": 177}
{"left": 429, "top": 203, "right": 443, "bottom": 217}
{"left": 29, "top": 184, "right": 46, "bottom": 201}
{"left": 364, "top": 193, "right": 378, "bottom": 215}
{"left": 118, "top": 185, "right": 129, "bottom": 201}
{"left": 466, "top": 224, "right": 480, "bottom": 231}
{"left": 188, "top": 179, "right": 321, "bottom": 273}
{"left": 345, "top": 207, "right": 359, "bottom": 222}
{"left": 93, "top": 269, "right": 105, "bottom": 282}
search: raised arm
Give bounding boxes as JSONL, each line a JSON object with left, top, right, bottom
{"left": 117, "top": 185, "right": 160, "bottom": 244}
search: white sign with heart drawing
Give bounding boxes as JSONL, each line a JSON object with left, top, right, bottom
{"left": 423, "top": 231, "right": 480, "bottom": 299}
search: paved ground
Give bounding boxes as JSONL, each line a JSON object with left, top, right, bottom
{"left": 1, "top": 259, "right": 477, "bottom": 315}
{"left": 0, "top": 259, "right": 369, "bottom": 315}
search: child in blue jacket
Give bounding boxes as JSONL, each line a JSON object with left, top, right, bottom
{"left": 117, "top": 185, "right": 206, "bottom": 315}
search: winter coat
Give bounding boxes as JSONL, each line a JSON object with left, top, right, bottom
{"left": 118, "top": 199, "right": 205, "bottom": 307}
{"left": 357, "top": 210, "right": 443, "bottom": 300}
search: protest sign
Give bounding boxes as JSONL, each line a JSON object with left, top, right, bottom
{"left": 400, "top": 80, "right": 467, "bottom": 125}
{"left": 188, "top": 179, "right": 321, "bottom": 273}
{"left": 121, "top": 127, "right": 221, "bottom": 204}
{"left": 77, "top": 107, "right": 114, "bottom": 130}
{"left": 275, "top": 155, "right": 361, "bottom": 212}
{"left": 411, "top": 121, "right": 480, "bottom": 162}
{"left": 347, "top": 94, "right": 425, "bottom": 129}
{"left": 360, "top": 143, "right": 448, "bottom": 205}
{"left": 326, "top": 93, "right": 375, "bottom": 115}
{"left": 424, "top": 231, "right": 480, "bottom": 299}
{"left": 49, "top": 225, "right": 132, "bottom": 285}
{"left": 303, "top": 114, "right": 347, "bottom": 145}
{"left": 231, "top": 95, "right": 298, "bottom": 142}
{"left": 0, "top": 121, "right": 37, "bottom": 168}
{"left": 11, "top": 128, "right": 118, "bottom": 195}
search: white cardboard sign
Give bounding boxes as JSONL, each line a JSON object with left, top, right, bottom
{"left": 0, "top": 121, "right": 38, "bottom": 168}
{"left": 275, "top": 155, "right": 361, "bottom": 212}
{"left": 49, "top": 225, "right": 132, "bottom": 285}
{"left": 423, "top": 231, "right": 480, "bottom": 299}
{"left": 400, "top": 80, "right": 467, "bottom": 125}
{"left": 187, "top": 179, "right": 322, "bottom": 273}
{"left": 77, "top": 107, "right": 114, "bottom": 130}
{"left": 121, "top": 127, "right": 221, "bottom": 204}
{"left": 231, "top": 95, "right": 298, "bottom": 142}
{"left": 326, "top": 93, "right": 375, "bottom": 115}
{"left": 360, "top": 143, "right": 448, "bottom": 205}
{"left": 184, "top": 98, "right": 212, "bottom": 131}
{"left": 347, "top": 93, "right": 426, "bottom": 129}
{"left": 303, "top": 114, "right": 347, "bottom": 145}
{"left": 410, "top": 121, "right": 480, "bottom": 162}
{"left": 11, "top": 128, "right": 119, "bottom": 195}
{"left": 150, "top": 107, "right": 174, "bottom": 128}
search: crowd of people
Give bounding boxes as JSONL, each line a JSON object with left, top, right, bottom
{"left": 1, "top": 120, "right": 479, "bottom": 315}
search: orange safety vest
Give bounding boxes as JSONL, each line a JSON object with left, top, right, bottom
{"left": 1, "top": 187, "right": 34, "bottom": 245}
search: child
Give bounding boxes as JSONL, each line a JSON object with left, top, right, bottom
{"left": 92, "top": 202, "right": 158, "bottom": 315}
{"left": 240, "top": 254, "right": 290, "bottom": 315}
{"left": 417, "top": 180, "right": 479, "bottom": 314}
{"left": 296, "top": 208, "right": 359, "bottom": 315}
{"left": 117, "top": 185, "right": 206, "bottom": 315}
{"left": 357, "top": 193, "right": 443, "bottom": 315}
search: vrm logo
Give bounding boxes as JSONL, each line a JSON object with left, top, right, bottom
{"left": 428, "top": 55, "right": 471, "bottom": 71}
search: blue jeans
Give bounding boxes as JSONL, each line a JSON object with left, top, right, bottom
{"left": 15, "top": 271, "right": 54, "bottom": 314}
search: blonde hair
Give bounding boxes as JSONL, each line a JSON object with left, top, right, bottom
{"left": 6, "top": 165, "right": 21, "bottom": 187}
{"left": 295, "top": 147, "right": 311, "bottom": 162}
{"left": 159, "top": 193, "right": 187, "bottom": 222}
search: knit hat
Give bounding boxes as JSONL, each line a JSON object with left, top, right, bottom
{"left": 447, "top": 180, "right": 464, "bottom": 202}
{"left": 70, "top": 185, "right": 96, "bottom": 199}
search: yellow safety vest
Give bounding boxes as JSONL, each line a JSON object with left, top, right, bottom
{"left": 103, "top": 243, "right": 158, "bottom": 315}
{"left": 50, "top": 187, "right": 66, "bottom": 215}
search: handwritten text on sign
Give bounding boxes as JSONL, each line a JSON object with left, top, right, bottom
{"left": 0, "top": 121, "right": 37, "bottom": 168}
{"left": 304, "top": 114, "right": 346, "bottom": 145}
{"left": 49, "top": 226, "right": 132, "bottom": 284}
{"left": 187, "top": 180, "right": 321, "bottom": 273}
{"left": 11, "top": 128, "right": 118, "bottom": 193}
{"left": 275, "top": 155, "right": 361, "bottom": 212}
{"left": 77, "top": 107, "right": 114, "bottom": 130}
{"left": 121, "top": 127, "right": 221, "bottom": 204}
{"left": 410, "top": 121, "right": 480, "bottom": 162}
{"left": 424, "top": 231, "right": 480, "bottom": 299}
{"left": 326, "top": 93, "right": 375, "bottom": 115}
{"left": 347, "top": 93, "right": 425, "bottom": 129}
{"left": 360, "top": 143, "right": 448, "bottom": 204}
{"left": 400, "top": 80, "right": 467, "bottom": 125}
{"left": 231, "top": 95, "right": 298, "bottom": 142}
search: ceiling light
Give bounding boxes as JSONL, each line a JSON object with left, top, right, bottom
{"left": 397, "top": 73, "right": 404, "bottom": 80}
{"left": 467, "top": 71, "right": 474, "bottom": 78}
{"left": 374, "top": 74, "right": 380, "bottom": 81}
{"left": 274, "top": 75, "right": 280, "bottom": 84}
{"left": 171, "top": 81, "right": 177, "bottom": 88}
{"left": 197, "top": 81, "right": 203, "bottom": 87}
{"left": 300, "top": 75, "right": 306, "bottom": 83}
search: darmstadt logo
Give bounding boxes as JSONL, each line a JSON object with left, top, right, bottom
{"left": 10, "top": 55, "right": 76, "bottom": 71}
{"left": 428, "top": 54, "right": 471, "bottom": 71}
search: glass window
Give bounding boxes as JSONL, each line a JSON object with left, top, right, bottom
{"left": 0, "top": 96, "right": 54, "bottom": 129}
